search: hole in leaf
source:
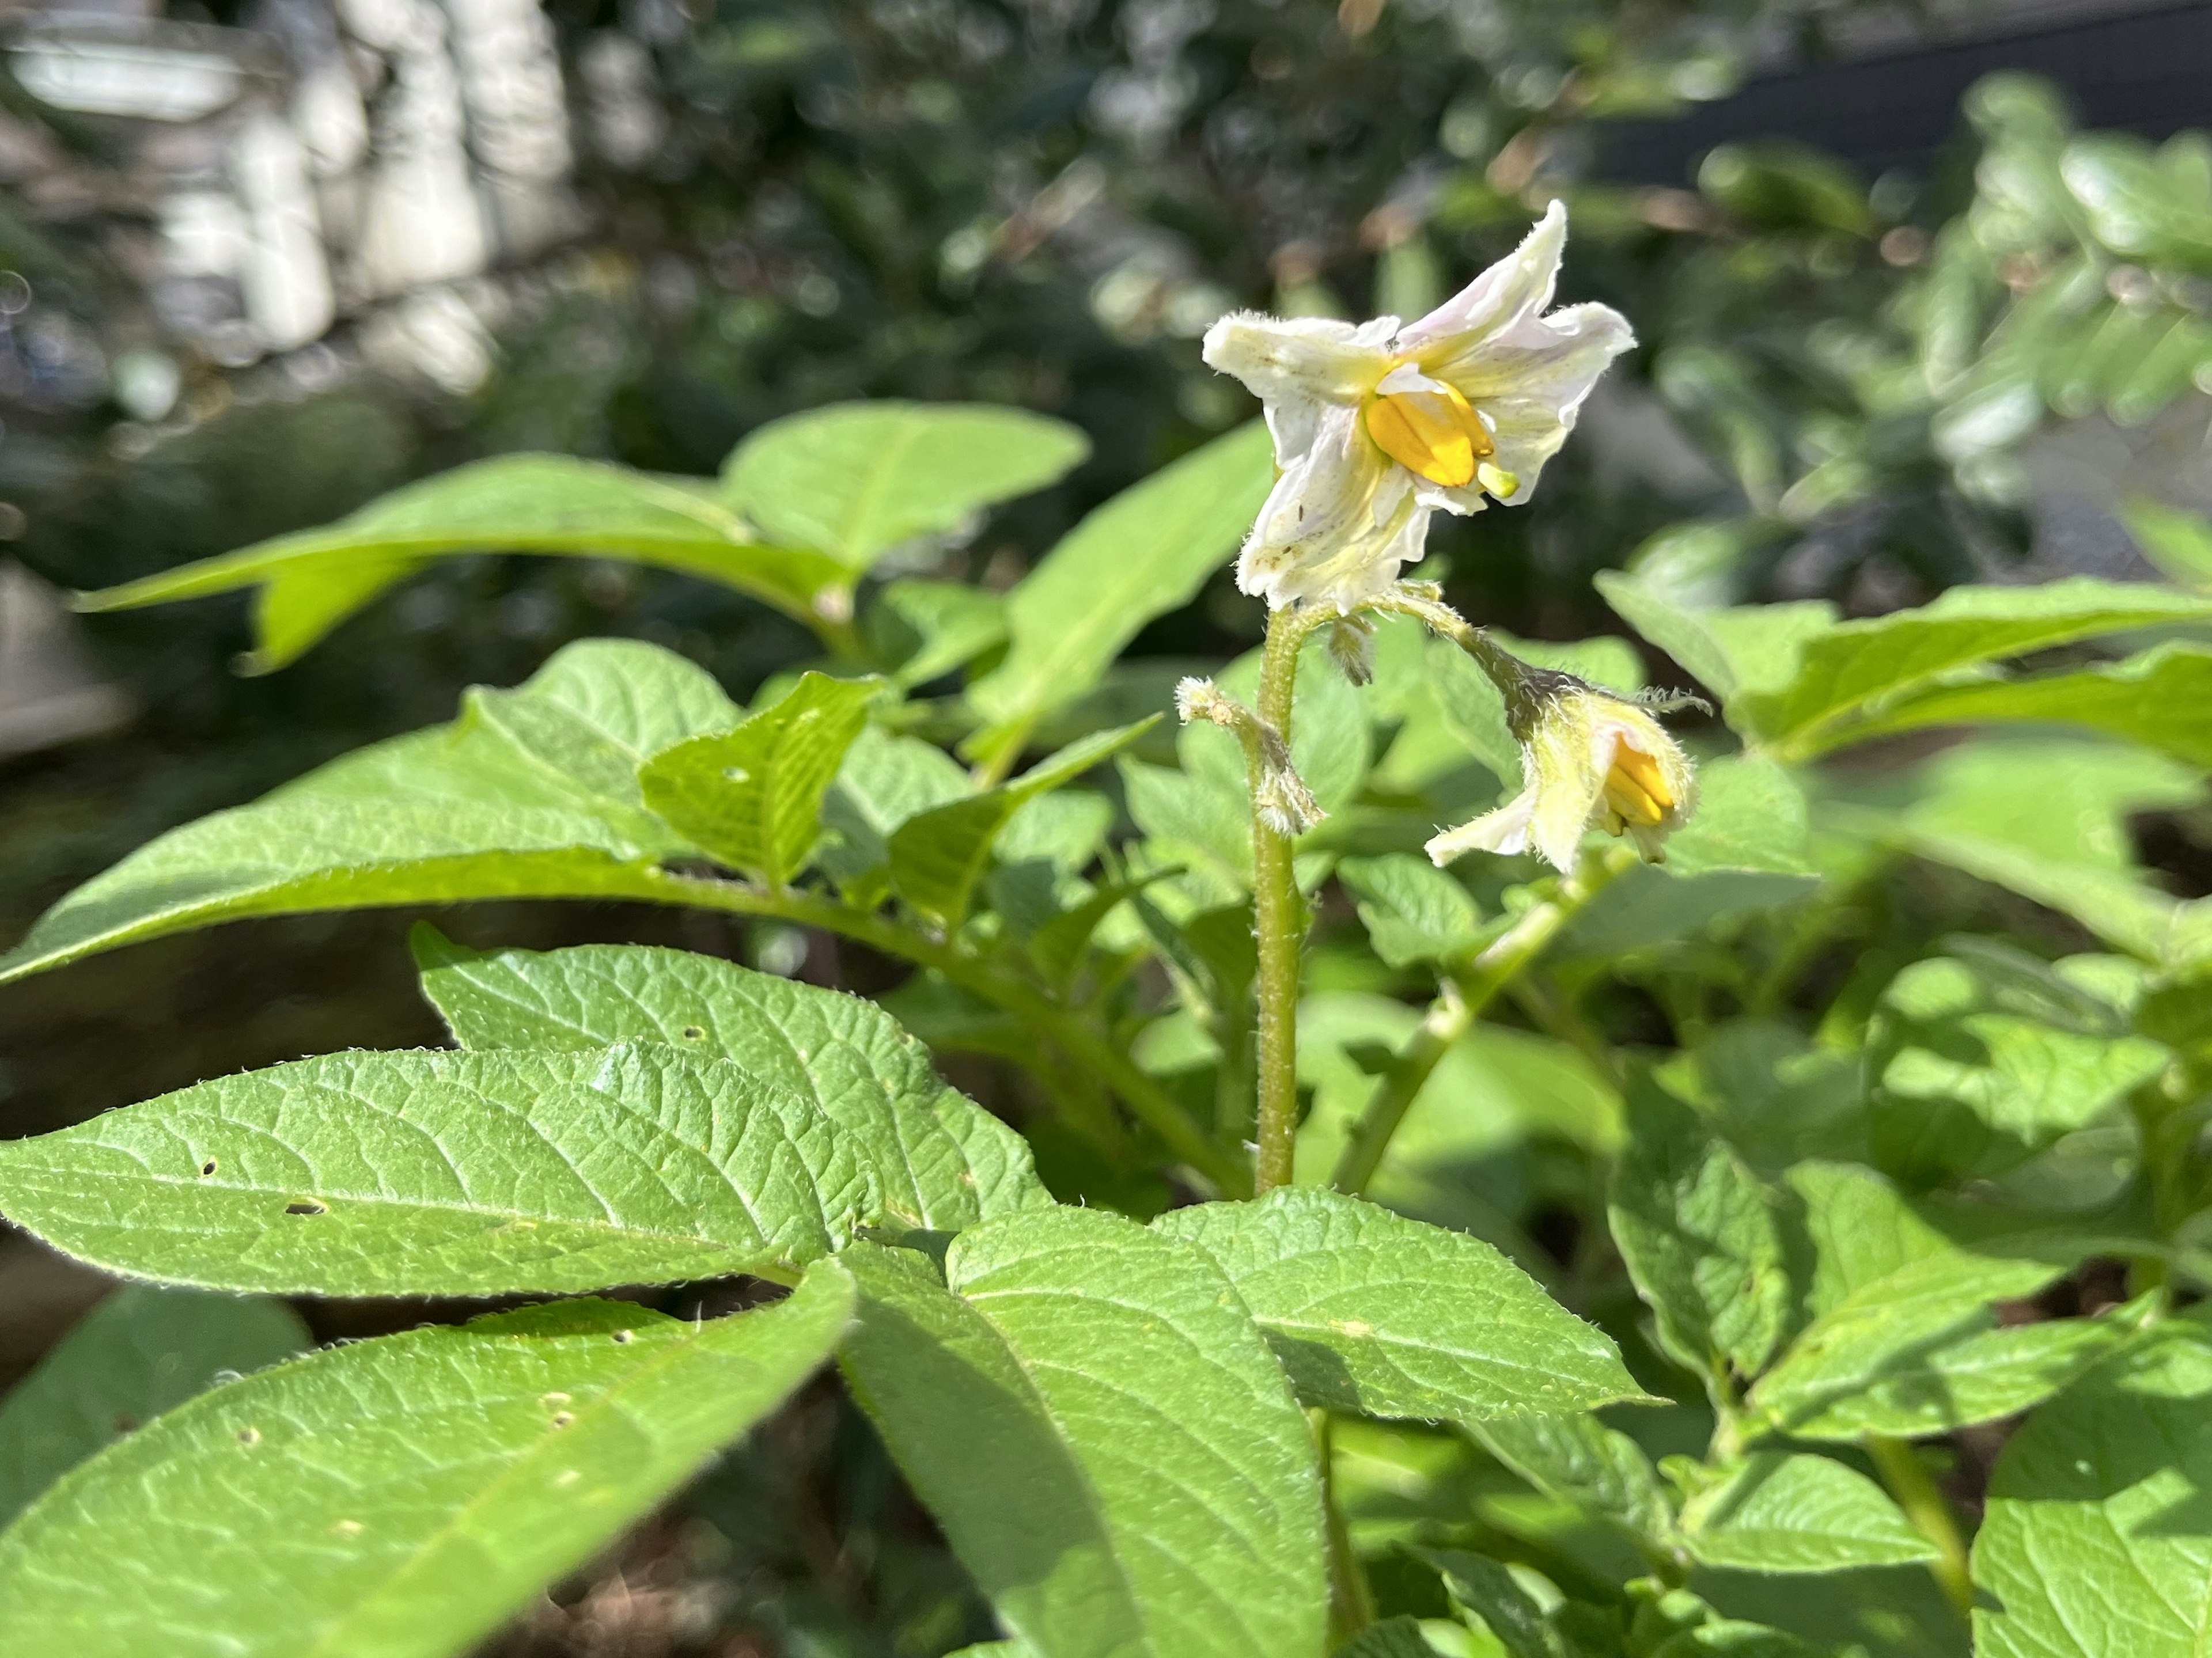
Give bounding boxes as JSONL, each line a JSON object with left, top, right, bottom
{"left": 199, "top": 1160, "right": 217, "bottom": 1176}
{"left": 550, "top": 1412, "right": 575, "bottom": 1429}
{"left": 285, "top": 1200, "right": 328, "bottom": 1216}
{"left": 113, "top": 1414, "right": 138, "bottom": 1434}
{"left": 333, "top": 1519, "right": 363, "bottom": 1538}
{"left": 680, "top": 1025, "right": 706, "bottom": 1041}
{"left": 612, "top": 1330, "right": 635, "bottom": 1344}
{"left": 237, "top": 1427, "right": 261, "bottom": 1446}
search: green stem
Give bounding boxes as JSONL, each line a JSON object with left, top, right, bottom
{"left": 1866, "top": 1435, "right": 1975, "bottom": 1621}
{"left": 1313, "top": 1410, "right": 1376, "bottom": 1646}
{"left": 649, "top": 870, "right": 1248, "bottom": 1194}
{"left": 1331, "top": 848, "right": 1630, "bottom": 1196}
{"left": 1251, "top": 606, "right": 1330, "bottom": 1193}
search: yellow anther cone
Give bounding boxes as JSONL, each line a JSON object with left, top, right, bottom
{"left": 1363, "top": 384, "right": 1493, "bottom": 488}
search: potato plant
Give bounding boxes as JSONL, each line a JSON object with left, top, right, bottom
{"left": 1, "top": 252, "right": 2209, "bottom": 1655}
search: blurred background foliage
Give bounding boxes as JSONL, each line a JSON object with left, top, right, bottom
{"left": 5, "top": 1, "right": 2212, "bottom": 1652}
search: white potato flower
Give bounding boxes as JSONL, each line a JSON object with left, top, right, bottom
{"left": 1202, "top": 201, "right": 1634, "bottom": 613}
{"left": 1426, "top": 683, "right": 1696, "bottom": 873}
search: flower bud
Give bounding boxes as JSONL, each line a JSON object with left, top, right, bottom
{"left": 1427, "top": 681, "right": 1696, "bottom": 872}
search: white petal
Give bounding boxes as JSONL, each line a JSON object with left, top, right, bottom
{"left": 1528, "top": 724, "right": 1611, "bottom": 872}
{"left": 1202, "top": 312, "right": 1396, "bottom": 464}
{"left": 1395, "top": 200, "right": 1566, "bottom": 355}
{"left": 1241, "top": 438, "right": 1433, "bottom": 614}
{"left": 1374, "top": 361, "right": 1449, "bottom": 396}
{"left": 1427, "top": 782, "right": 1539, "bottom": 864}
{"left": 1422, "top": 302, "right": 1635, "bottom": 509}
{"left": 1236, "top": 405, "right": 1396, "bottom": 609}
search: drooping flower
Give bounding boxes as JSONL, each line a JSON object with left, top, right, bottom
{"left": 1202, "top": 201, "right": 1634, "bottom": 613}
{"left": 1426, "top": 680, "right": 1697, "bottom": 872}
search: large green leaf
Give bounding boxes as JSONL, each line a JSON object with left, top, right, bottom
{"left": 1607, "top": 1075, "right": 1790, "bottom": 1380}
{"left": 838, "top": 1208, "right": 1328, "bottom": 1658}
{"left": 1833, "top": 642, "right": 2212, "bottom": 768}
{"left": 1680, "top": 1453, "right": 1936, "bottom": 1574}
{"left": 722, "top": 401, "right": 1088, "bottom": 569}
{"left": 640, "top": 671, "right": 881, "bottom": 886}
{"left": 1975, "top": 1320, "right": 2212, "bottom": 1658}
{"left": 73, "top": 455, "right": 844, "bottom": 669}
{"left": 1865, "top": 736, "right": 2209, "bottom": 963}
{"left": 0, "top": 1273, "right": 852, "bottom": 1658}
{"left": 1865, "top": 950, "right": 2168, "bottom": 1188}
{"left": 966, "top": 421, "right": 1274, "bottom": 741}
{"left": 412, "top": 934, "right": 1048, "bottom": 1227}
{"left": 0, "top": 640, "right": 741, "bottom": 985}
{"left": 0, "top": 1287, "right": 309, "bottom": 1529}
{"left": 1152, "top": 1187, "right": 1642, "bottom": 1421}
{"left": 1594, "top": 574, "right": 1838, "bottom": 728}
{"left": 1738, "top": 577, "right": 2212, "bottom": 756}
{"left": 0, "top": 1045, "right": 879, "bottom": 1295}
{"left": 888, "top": 719, "right": 1157, "bottom": 931}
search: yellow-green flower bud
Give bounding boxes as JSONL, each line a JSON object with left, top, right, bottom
{"left": 1426, "top": 682, "right": 1697, "bottom": 872}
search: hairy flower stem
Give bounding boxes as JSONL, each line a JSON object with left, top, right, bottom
{"left": 1251, "top": 604, "right": 1332, "bottom": 1192}
{"left": 1332, "top": 847, "right": 1631, "bottom": 1196}
{"left": 1866, "top": 1436, "right": 1975, "bottom": 1619}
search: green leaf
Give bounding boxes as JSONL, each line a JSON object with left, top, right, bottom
{"left": 0, "top": 1272, "right": 853, "bottom": 1658}
{"left": 0, "top": 1045, "right": 879, "bottom": 1296}
{"left": 1974, "top": 1320, "right": 2212, "bottom": 1658}
{"left": 818, "top": 724, "right": 974, "bottom": 894}
{"left": 1866, "top": 950, "right": 2169, "bottom": 1188}
{"left": 1831, "top": 642, "right": 2212, "bottom": 769}
{"left": 1748, "top": 1164, "right": 2088, "bottom": 1441}
{"left": 889, "top": 719, "right": 1157, "bottom": 931}
{"left": 1465, "top": 1413, "right": 1677, "bottom": 1543}
{"left": 1414, "top": 1547, "right": 1568, "bottom": 1658}
{"left": 967, "top": 422, "right": 1274, "bottom": 739}
{"left": 868, "top": 578, "right": 1009, "bottom": 687}
{"left": 74, "top": 455, "right": 846, "bottom": 667}
{"left": 1334, "top": 1617, "right": 1441, "bottom": 1658}
{"left": 412, "top": 934, "right": 1049, "bottom": 1227}
{"left": 2119, "top": 496, "right": 2212, "bottom": 589}
{"left": 0, "top": 1287, "right": 308, "bottom": 1529}
{"left": 1153, "top": 1187, "right": 1643, "bottom": 1421}
{"left": 1662, "top": 757, "right": 1816, "bottom": 879}
{"left": 1869, "top": 736, "right": 2207, "bottom": 962}
{"left": 721, "top": 401, "right": 1088, "bottom": 570}
{"left": 837, "top": 1209, "right": 1327, "bottom": 1658}
{"left": 1680, "top": 1452, "right": 1937, "bottom": 1574}
{"left": 0, "top": 640, "right": 743, "bottom": 985}
{"left": 1738, "top": 577, "right": 2212, "bottom": 756}
{"left": 639, "top": 671, "right": 880, "bottom": 885}
{"left": 1595, "top": 574, "right": 1838, "bottom": 721}
{"left": 1608, "top": 1074, "right": 1790, "bottom": 1380}
{"left": 1338, "top": 855, "right": 1484, "bottom": 969}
